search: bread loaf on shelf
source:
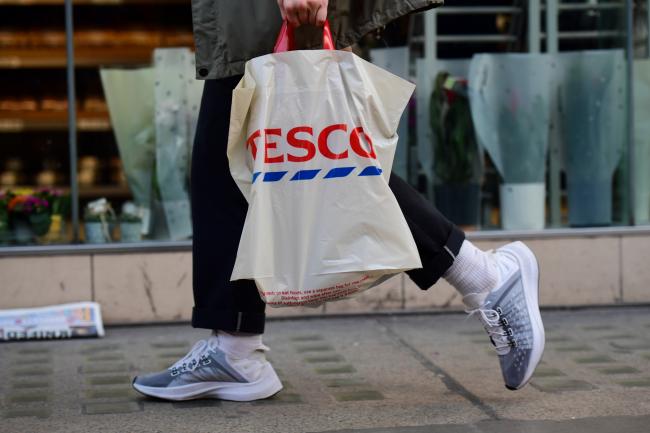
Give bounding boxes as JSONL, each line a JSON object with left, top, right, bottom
{"left": 83, "top": 97, "right": 108, "bottom": 113}
{"left": 41, "top": 98, "right": 68, "bottom": 112}
{"left": 0, "top": 98, "right": 39, "bottom": 111}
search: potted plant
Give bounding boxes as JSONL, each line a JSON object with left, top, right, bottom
{"left": 5, "top": 190, "right": 52, "bottom": 244}
{"left": 430, "top": 71, "right": 482, "bottom": 227}
{"left": 84, "top": 198, "right": 116, "bottom": 244}
{"left": 119, "top": 202, "right": 143, "bottom": 243}
{"left": 36, "top": 188, "right": 70, "bottom": 243}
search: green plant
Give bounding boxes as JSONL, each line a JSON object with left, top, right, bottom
{"left": 119, "top": 213, "right": 142, "bottom": 223}
{"left": 83, "top": 212, "right": 104, "bottom": 223}
{"left": 36, "top": 188, "right": 71, "bottom": 216}
{"left": 430, "top": 72, "right": 480, "bottom": 184}
{"left": 84, "top": 210, "right": 116, "bottom": 224}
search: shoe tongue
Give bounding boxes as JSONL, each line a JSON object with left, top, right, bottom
{"left": 462, "top": 292, "right": 489, "bottom": 310}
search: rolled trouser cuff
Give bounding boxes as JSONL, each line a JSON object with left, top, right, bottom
{"left": 406, "top": 225, "right": 465, "bottom": 290}
{"left": 191, "top": 307, "right": 266, "bottom": 334}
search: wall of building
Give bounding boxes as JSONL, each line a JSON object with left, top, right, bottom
{"left": 2, "top": 231, "right": 649, "bottom": 325}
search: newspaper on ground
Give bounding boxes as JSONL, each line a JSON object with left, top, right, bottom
{"left": 0, "top": 302, "right": 105, "bottom": 341}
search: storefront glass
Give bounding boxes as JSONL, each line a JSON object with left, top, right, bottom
{"left": 1, "top": 1, "right": 74, "bottom": 245}
{"left": 1, "top": 1, "right": 194, "bottom": 246}
{"left": 410, "top": 1, "right": 641, "bottom": 231}
{"left": 0, "top": 1, "right": 647, "bottom": 250}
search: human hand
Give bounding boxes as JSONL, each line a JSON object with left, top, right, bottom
{"left": 277, "top": 0, "right": 328, "bottom": 27}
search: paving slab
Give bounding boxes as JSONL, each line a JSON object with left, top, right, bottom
{"left": 382, "top": 307, "right": 650, "bottom": 422}
{"left": 0, "top": 307, "right": 649, "bottom": 433}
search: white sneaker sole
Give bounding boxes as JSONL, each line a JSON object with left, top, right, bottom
{"left": 504, "top": 241, "right": 545, "bottom": 390}
{"left": 132, "top": 363, "right": 283, "bottom": 402}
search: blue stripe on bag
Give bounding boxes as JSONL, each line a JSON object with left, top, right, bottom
{"left": 358, "top": 166, "right": 383, "bottom": 177}
{"left": 324, "top": 167, "right": 355, "bottom": 179}
{"left": 263, "top": 171, "right": 288, "bottom": 182}
{"left": 290, "top": 169, "right": 321, "bottom": 181}
{"left": 252, "top": 172, "right": 262, "bottom": 183}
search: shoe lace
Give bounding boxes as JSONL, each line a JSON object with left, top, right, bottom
{"left": 466, "top": 305, "right": 515, "bottom": 355}
{"left": 169, "top": 340, "right": 216, "bottom": 374}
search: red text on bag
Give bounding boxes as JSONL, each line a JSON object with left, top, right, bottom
{"left": 246, "top": 124, "right": 376, "bottom": 163}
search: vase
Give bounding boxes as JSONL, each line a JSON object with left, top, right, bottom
{"left": 120, "top": 222, "right": 142, "bottom": 243}
{"left": 12, "top": 216, "right": 35, "bottom": 244}
{"left": 28, "top": 212, "right": 52, "bottom": 236}
{"left": 499, "top": 183, "right": 546, "bottom": 230}
{"left": 434, "top": 183, "right": 481, "bottom": 227}
{"left": 43, "top": 214, "right": 65, "bottom": 244}
{"left": 567, "top": 179, "right": 612, "bottom": 227}
{"left": 84, "top": 221, "right": 112, "bottom": 243}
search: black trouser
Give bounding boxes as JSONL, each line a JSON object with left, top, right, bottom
{"left": 191, "top": 76, "right": 465, "bottom": 333}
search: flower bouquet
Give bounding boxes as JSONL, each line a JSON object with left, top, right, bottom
{"left": 4, "top": 189, "right": 52, "bottom": 244}
{"left": 84, "top": 198, "right": 116, "bottom": 243}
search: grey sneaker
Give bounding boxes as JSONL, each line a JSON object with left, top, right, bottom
{"left": 132, "top": 337, "right": 283, "bottom": 401}
{"left": 464, "top": 241, "right": 545, "bottom": 390}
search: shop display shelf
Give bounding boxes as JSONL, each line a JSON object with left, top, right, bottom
{"left": 0, "top": 110, "right": 111, "bottom": 132}
{"left": 78, "top": 184, "right": 131, "bottom": 198}
{"left": 8, "top": 185, "right": 132, "bottom": 198}
{"left": 0, "top": 47, "right": 157, "bottom": 69}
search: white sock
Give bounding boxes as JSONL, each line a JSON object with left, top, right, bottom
{"left": 212, "top": 330, "right": 264, "bottom": 358}
{"left": 443, "top": 240, "right": 499, "bottom": 307}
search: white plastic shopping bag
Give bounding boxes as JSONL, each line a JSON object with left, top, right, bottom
{"left": 227, "top": 22, "right": 421, "bottom": 307}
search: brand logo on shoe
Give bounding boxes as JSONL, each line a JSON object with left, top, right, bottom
{"left": 169, "top": 355, "right": 212, "bottom": 376}
{"left": 496, "top": 306, "right": 518, "bottom": 348}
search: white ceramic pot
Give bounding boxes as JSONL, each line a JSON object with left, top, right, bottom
{"left": 85, "top": 222, "right": 111, "bottom": 243}
{"left": 499, "top": 183, "right": 545, "bottom": 230}
{"left": 120, "top": 222, "right": 142, "bottom": 243}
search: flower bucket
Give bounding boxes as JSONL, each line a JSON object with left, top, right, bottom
{"left": 120, "top": 222, "right": 142, "bottom": 243}
{"left": 499, "top": 183, "right": 545, "bottom": 231}
{"left": 567, "top": 179, "right": 612, "bottom": 227}
{"left": 28, "top": 212, "right": 52, "bottom": 236}
{"left": 11, "top": 216, "right": 35, "bottom": 244}
{"left": 84, "top": 222, "right": 112, "bottom": 244}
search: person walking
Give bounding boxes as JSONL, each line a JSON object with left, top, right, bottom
{"left": 133, "top": 0, "right": 545, "bottom": 401}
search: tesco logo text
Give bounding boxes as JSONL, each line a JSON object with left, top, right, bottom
{"left": 246, "top": 124, "right": 376, "bottom": 163}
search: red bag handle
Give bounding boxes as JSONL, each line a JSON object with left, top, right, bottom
{"left": 273, "top": 20, "right": 335, "bottom": 53}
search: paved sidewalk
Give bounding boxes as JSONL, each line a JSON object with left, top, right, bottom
{"left": 1, "top": 307, "right": 650, "bottom": 433}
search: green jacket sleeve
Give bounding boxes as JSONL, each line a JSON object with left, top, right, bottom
{"left": 191, "top": 0, "right": 443, "bottom": 80}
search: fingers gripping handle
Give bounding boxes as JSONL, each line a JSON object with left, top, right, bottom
{"left": 273, "top": 20, "right": 334, "bottom": 53}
